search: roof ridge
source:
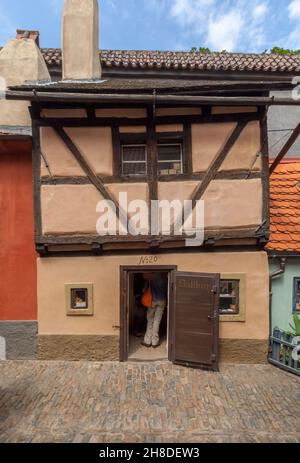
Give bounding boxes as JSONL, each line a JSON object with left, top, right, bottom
{"left": 39, "top": 48, "right": 300, "bottom": 73}
{"left": 39, "top": 48, "right": 300, "bottom": 57}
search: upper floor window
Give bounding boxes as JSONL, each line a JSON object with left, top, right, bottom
{"left": 115, "top": 127, "right": 191, "bottom": 179}
{"left": 122, "top": 144, "right": 147, "bottom": 177}
{"left": 157, "top": 144, "right": 183, "bottom": 176}
{"left": 293, "top": 278, "right": 300, "bottom": 312}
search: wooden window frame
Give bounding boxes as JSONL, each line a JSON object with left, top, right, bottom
{"left": 121, "top": 144, "right": 148, "bottom": 177}
{"left": 157, "top": 142, "right": 184, "bottom": 176}
{"left": 293, "top": 278, "right": 300, "bottom": 313}
{"left": 112, "top": 125, "right": 192, "bottom": 180}
{"left": 65, "top": 283, "right": 94, "bottom": 316}
{"left": 219, "top": 273, "right": 246, "bottom": 322}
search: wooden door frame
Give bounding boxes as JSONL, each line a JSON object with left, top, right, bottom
{"left": 119, "top": 265, "right": 177, "bottom": 362}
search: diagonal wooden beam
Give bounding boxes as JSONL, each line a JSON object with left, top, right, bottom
{"left": 54, "top": 126, "right": 128, "bottom": 231}
{"left": 269, "top": 123, "right": 300, "bottom": 175}
{"left": 192, "top": 121, "right": 248, "bottom": 203}
{"left": 174, "top": 121, "right": 248, "bottom": 233}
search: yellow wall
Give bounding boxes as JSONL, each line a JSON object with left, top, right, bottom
{"left": 37, "top": 251, "right": 269, "bottom": 341}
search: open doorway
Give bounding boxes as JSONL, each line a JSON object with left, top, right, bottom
{"left": 120, "top": 267, "right": 220, "bottom": 370}
{"left": 129, "top": 271, "right": 169, "bottom": 361}
{"left": 120, "top": 266, "right": 176, "bottom": 362}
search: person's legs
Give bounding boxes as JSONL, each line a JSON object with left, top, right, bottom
{"left": 143, "top": 308, "right": 155, "bottom": 346}
{"left": 152, "top": 300, "right": 166, "bottom": 347}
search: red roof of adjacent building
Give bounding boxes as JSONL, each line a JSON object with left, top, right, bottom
{"left": 267, "top": 159, "right": 300, "bottom": 253}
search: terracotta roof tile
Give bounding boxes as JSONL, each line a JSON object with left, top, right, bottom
{"left": 41, "top": 49, "right": 300, "bottom": 74}
{"left": 267, "top": 160, "right": 300, "bottom": 253}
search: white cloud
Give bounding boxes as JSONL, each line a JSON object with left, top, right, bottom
{"left": 287, "top": 0, "right": 300, "bottom": 48}
{"left": 289, "top": 0, "right": 300, "bottom": 19}
{"left": 170, "top": 0, "right": 215, "bottom": 32}
{"left": 207, "top": 10, "right": 244, "bottom": 51}
{"left": 252, "top": 3, "right": 268, "bottom": 20}
{"left": 169, "top": 0, "right": 270, "bottom": 51}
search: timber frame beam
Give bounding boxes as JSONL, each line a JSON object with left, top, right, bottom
{"left": 53, "top": 126, "right": 129, "bottom": 230}
{"left": 36, "top": 227, "right": 266, "bottom": 246}
{"left": 174, "top": 121, "right": 249, "bottom": 231}
{"left": 190, "top": 121, "right": 248, "bottom": 202}
{"left": 32, "top": 111, "right": 260, "bottom": 128}
{"left": 6, "top": 90, "right": 300, "bottom": 106}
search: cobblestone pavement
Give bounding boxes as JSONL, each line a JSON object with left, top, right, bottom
{"left": 0, "top": 361, "right": 299, "bottom": 443}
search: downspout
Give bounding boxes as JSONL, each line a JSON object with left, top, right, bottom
{"left": 269, "top": 257, "right": 287, "bottom": 339}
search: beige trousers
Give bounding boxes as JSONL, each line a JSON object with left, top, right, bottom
{"left": 144, "top": 300, "right": 166, "bottom": 346}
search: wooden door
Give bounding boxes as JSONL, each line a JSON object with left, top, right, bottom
{"left": 171, "top": 272, "right": 220, "bottom": 371}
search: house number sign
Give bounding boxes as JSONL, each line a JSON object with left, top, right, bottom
{"left": 138, "top": 256, "right": 159, "bottom": 265}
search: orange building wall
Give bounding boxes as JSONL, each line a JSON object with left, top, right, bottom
{"left": 0, "top": 139, "right": 37, "bottom": 320}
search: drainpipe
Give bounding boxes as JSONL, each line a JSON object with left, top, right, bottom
{"left": 269, "top": 257, "right": 287, "bottom": 339}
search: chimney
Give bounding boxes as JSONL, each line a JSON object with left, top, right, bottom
{"left": 16, "top": 30, "right": 40, "bottom": 47}
{"left": 0, "top": 31, "right": 50, "bottom": 126}
{"left": 62, "top": 0, "right": 101, "bottom": 80}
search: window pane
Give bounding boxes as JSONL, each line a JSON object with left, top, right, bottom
{"left": 123, "top": 162, "right": 146, "bottom": 176}
{"left": 158, "top": 162, "right": 182, "bottom": 176}
{"left": 122, "top": 145, "right": 147, "bottom": 176}
{"left": 219, "top": 280, "right": 239, "bottom": 315}
{"left": 158, "top": 144, "right": 182, "bottom": 175}
{"left": 158, "top": 145, "right": 182, "bottom": 162}
{"left": 122, "top": 145, "right": 146, "bottom": 162}
{"left": 71, "top": 289, "right": 88, "bottom": 310}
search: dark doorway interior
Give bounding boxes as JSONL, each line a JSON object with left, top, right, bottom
{"left": 128, "top": 271, "right": 169, "bottom": 361}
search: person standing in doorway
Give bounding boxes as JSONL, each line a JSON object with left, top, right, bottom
{"left": 141, "top": 272, "right": 168, "bottom": 348}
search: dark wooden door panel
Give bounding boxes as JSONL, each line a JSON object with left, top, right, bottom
{"left": 172, "top": 272, "right": 220, "bottom": 371}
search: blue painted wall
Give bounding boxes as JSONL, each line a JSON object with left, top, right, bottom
{"left": 270, "top": 257, "right": 300, "bottom": 332}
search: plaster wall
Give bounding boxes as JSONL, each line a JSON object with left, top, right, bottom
{"left": 37, "top": 251, "right": 269, "bottom": 341}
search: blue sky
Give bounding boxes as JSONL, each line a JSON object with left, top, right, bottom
{"left": 0, "top": 0, "right": 300, "bottom": 53}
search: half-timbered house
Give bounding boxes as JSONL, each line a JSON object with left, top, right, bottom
{"left": 6, "top": 0, "right": 300, "bottom": 369}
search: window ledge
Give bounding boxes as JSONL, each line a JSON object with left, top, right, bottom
{"left": 220, "top": 314, "right": 246, "bottom": 323}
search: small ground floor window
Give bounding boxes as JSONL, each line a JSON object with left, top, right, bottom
{"left": 219, "top": 280, "right": 240, "bottom": 315}
{"left": 219, "top": 274, "right": 246, "bottom": 323}
{"left": 293, "top": 278, "right": 300, "bottom": 312}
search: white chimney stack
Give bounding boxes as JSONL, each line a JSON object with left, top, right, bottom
{"left": 62, "top": 0, "right": 101, "bottom": 80}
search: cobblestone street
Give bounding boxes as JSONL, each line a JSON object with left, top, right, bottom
{"left": 0, "top": 361, "right": 299, "bottom": 443}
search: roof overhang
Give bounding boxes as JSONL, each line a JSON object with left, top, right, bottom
{"left": 5, "top": 90, "right": 300, "bottom": 106}
{"left": 0, "top": 125, "right": 32, "bottom": 139}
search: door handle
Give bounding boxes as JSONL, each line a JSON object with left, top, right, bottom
{"left": 208, "top": 315, "right": 216, "bottom": 321}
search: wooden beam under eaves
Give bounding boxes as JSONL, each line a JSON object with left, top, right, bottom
{"left": 269, "top": 123, "right": 300, "bottom": 175}
{"left": 6, "top": 90, "right": 300, "bottom": 106}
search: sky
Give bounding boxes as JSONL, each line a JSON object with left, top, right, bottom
{"left": 0, "top": 0, "right": 300, "bottom": 53}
